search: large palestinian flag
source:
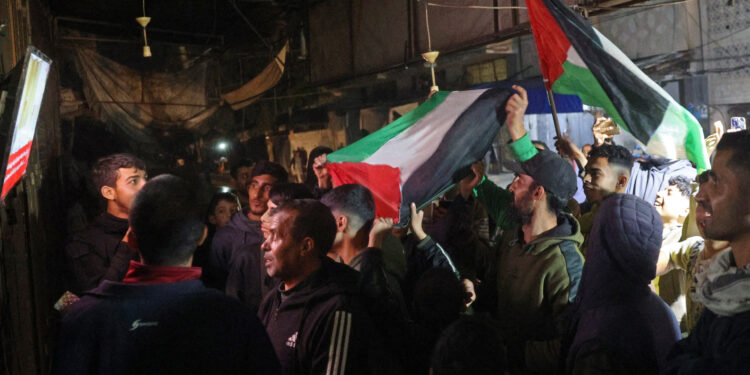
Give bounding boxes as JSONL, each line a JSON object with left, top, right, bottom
{"left": 527, "top": 0, "right": 709, "bottom": 170}
{"left": 326, "top": 88, "right": 512, "bottom": 223}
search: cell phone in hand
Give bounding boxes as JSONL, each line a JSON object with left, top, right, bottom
{"left": 730, "top": 117, "right": 746, "bottom": 133}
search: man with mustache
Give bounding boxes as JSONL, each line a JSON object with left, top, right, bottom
{"left": 464, "top": 86, "right": 584, "bottom": 374}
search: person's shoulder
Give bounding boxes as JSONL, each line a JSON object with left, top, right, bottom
{"left": 60, "top": 293, "right": 112, "bottom": 327}
{"left": 320, "top": 257, "right": 361, "bottom": 289}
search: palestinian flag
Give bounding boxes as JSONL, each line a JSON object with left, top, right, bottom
{"left": 527, "top": 0, "right": 709, "bottom": 170}
{"left": 326, "top": 88, "right": 512, "bottom": 223}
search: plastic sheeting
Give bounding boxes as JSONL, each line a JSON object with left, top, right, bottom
{"left": 74, "top": 48, "right": 217, "bottom": 143}
{"left": 221, "top": 42, "right": 288, "bottom": 110}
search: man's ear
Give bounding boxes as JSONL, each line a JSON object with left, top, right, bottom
{"left": 126, "top": 228, "right": 138, "bottom": 250}
{"left": 198, "top": 225, "right": 209, "bottom": 246}
{"left": 336, "top": 215, "right": 348, "bottom": 233}
{"left": 300, "top": 237, "right": 315, "bottom": 257}
{"left": 533, "top": 185, "right": 545, "bottom": 200}
{"left": 616, "top": 174, "right": 629, "bottom": 191}
{"left": 101, "top": 185, "right": 116, "bottom": 201}
{"left": 208, "top": 215, "right": 217, "bottom": 226}
{"left": 680, "top": 203, "right": 691, "bottom": 219}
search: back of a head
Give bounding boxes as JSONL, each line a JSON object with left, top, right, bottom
{"left": 276, "top": 199, "right": 337, "bottom": 257}
{"left": 586, "top": 194, "right": 663, "bottom": 288}
{"left": 251, "top": 160, "right": 288, "bottom": 183}
{"left": 269, "top": 183, "right": 314, "bottom": 205}
{"left": 588, "top": 144, "right": 635, "bottom": 174}
{"left": 431, "top": 316, "right": 506, "bottom": 375}
{"left": 320, "top": 184, "right": 375, "bottom": 232}
{"left": 129, "top": 175, "right": 204, "bottom": 266}
{"left": 716, "top": 130, "right": 750, "bottom": 179}
{"left": 92, "top": 153, "right": 146, "bottom": 191}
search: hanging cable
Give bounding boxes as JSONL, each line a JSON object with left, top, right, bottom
{"left": 427, "top": 2, "right": 526, "bottom": 10}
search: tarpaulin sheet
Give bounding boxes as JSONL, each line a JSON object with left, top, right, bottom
{"left": 221, "top": 42, "right": 288, "bottom": 110}
{"left": 74, "top": 48, "right": 216, "bottom": 142}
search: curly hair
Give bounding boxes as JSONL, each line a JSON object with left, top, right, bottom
{"left": 668, "top": 175, "right": 693, "bottom": 198}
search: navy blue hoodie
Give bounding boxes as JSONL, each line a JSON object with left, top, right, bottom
{"left": 564, "top": 194, "right": 680, "bottom": 375}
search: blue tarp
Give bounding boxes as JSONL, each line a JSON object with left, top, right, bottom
{"left": 473, "top": 77, "right": 583, "bottom": 114}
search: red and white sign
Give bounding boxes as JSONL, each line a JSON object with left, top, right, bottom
{"left": 1, "top": 48, "right": 51, "bottom": 200}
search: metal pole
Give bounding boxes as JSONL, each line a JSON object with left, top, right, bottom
{"left": 546, "top": 88, "right": 562, "bottom": 138}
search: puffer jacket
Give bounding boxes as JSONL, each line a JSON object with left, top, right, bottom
{"left": 564, "top": 194, "right": 680, "bottom": 375}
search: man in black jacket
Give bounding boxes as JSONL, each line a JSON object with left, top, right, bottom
{"left": 258, "top": 199, "right": 371, "bottom": 375}
{"left": 64, "top": 153, "right": 147, "bottom": 294}
{"left": 211, "top": 160, "right": 287, "bottom": 309}
{"left": 55, "top": 175, "right": 280, "bottom": 375}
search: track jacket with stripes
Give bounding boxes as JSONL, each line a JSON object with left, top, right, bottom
{"left": 258, "top": 257, "right": 372, "bottom": 375}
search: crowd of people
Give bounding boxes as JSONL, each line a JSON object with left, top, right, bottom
{"left": 54, "top": 86, "right": 750, "bottom": 374}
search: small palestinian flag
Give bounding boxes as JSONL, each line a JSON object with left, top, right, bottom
{"left": 527, "top": 0, "right": 709, "bottom": 170}
{"left": 326, "top": 88, "right": 512, "bottom": 223}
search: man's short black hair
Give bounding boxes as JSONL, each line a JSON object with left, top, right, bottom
{"left": 431, "top": 316, "right": 506, "bottom": 375}
{"left": 230, "top": 158, "right": 255, "bottom": 179}
{"left": 92, "top": 153, "right": 146, "bottom": 190}
{"left": 251, "top": 160, "right": 288, "bottom": 184}
{"left": 588, "top": 144, "right": 635, "bottom": 172}
{"left": 320, "top": 184, "right": 375, "bottom": 233}
{"left": 668, "top": 175, "right": 692, "bottom": 198}
{"left": 273, "top": 199, "right": 336, "bottom": 257}
{"left": 716, "top": 130, "right": 750, "bottom": 180}
{"left": 269, "top": 183, "right": 313, "bottom": 205}
{"left": 696, "top": 170, "right": 712, "bottom": 185}
{"left": 130, "top": 175, "right": 204, "bottom": 266}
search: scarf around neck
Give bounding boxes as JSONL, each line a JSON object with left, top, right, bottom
{"left": 692, "top": 249, "right": 750, "bottom": 317}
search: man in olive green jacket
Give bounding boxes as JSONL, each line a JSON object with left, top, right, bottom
{"left": 464, "top": 85, "right": 584, "bottom": 374}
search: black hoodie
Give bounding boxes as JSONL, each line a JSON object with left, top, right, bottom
{"left": 258, "top": 257, "right": 373, "bottom": 375}
{"left": 64, "top": 212, "right": 139, "bottom": 294}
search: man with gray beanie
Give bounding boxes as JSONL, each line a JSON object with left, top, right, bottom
{"left": 462, "top": 85, "right": 584, "bottom": 374}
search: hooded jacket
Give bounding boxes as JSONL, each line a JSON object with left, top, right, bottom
{"left": 258, "top": 257, "right": 372, "bottom": 375}
{"left": 565, "top": 194, "right": 680, "bottom": 375}
{"left": 478, "top": 212, "right": 584, "bottom": 374}
{"left": 210, "top": 208, "right": 267, "bottom": 309}
{"left": 664, "top": 249, "right": 750, "bottom": 374}
{"left": 65, "top": 212, "right": 140, "bottom": 294}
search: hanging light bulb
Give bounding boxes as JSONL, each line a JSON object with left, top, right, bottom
{"left": 422, "top": 3, "right": 439, "bottom": 94}
{"left": 136, "top": 0, "right": 151, "bottom": 57}
{"left": 421, "top": 51, "right": 439, "bottom": 93}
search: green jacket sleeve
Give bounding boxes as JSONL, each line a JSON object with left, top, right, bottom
{"left": 509, "top": 133, "right": 539, "bottom": 163}
{"left": 473, "top": 134, "right": 538, "bottom": 230}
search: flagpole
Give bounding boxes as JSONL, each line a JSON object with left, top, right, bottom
{"left": 545, "top": 88, "right": 563, "bottom": 139}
